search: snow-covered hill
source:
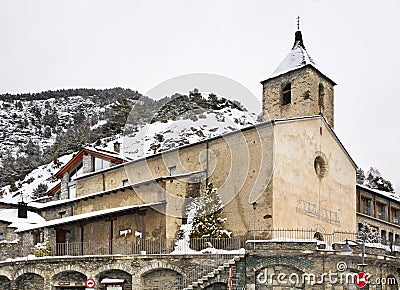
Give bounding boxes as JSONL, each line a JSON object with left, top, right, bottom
{"left": 0, "top": 90, "right": 256, "bottom": 203}
{"left": 121, "top": 107, "right": 256, "bottom": 160}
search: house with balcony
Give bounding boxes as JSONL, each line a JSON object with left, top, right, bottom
{"left": 357, "top": 184, "right": 400, "bottom": 245}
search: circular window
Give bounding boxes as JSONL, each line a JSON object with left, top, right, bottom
{"left": 314, "top": 155, "right": 328, "bottom": 179}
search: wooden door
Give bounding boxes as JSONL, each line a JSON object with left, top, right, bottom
{"left": 56, "top": 229, "right": 66, "bottom": 256}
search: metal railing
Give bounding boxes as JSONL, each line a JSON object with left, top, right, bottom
{"left": 40, "top": 237, "right": 245, "bottom": 257}
{"left": 246, "top": 228, "right": 357, "bottom": 246}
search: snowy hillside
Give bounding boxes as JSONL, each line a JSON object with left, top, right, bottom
{"left": 122, "top": 107, "right": 256, "bottom": 160}
{"left": 0, "top": 89, "right": 256, "bottom": 202}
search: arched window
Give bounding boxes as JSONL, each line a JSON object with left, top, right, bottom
{"left": 318, "top": 83, "right": 324, "bottom": 109}
{"left": 282, "top": 83, "right": 291, "bottom": 105}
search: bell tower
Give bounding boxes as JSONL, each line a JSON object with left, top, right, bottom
{"left": 261, "top": 28, "right": 336, "bottom": 128}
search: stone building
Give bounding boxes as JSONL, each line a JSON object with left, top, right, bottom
{"left": 357, "top": 184, "right": 400, "bottom": 245}
{"left": 0, "top": 28, "right": 398, "bottom": 289}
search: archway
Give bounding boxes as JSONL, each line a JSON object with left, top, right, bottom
{"left": 141, "top": 268, "right": 183, "bottom": 290}
{"left": 385, "top": 275, "right": 397, "bottom": 290}
{"left": 0, "top": 275, "right": 11, "bottom": 290}
{"left": 203, "top": 282, "right": 228, "bottom": 289}
{"left": 96, "top": 269, "right": 132, "bottom": 290}
{"left": 51, "top": 270, "right": 87, "bottom": 290}
{"left": 14, "top": 273, "right": 44, "bottom": 290}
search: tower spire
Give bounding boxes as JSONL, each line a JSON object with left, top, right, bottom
{"left": 297, "top": 16, "right": 300, "bottom": 31}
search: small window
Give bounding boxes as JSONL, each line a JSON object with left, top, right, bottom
{"left": 94, "top": 157, "right": 110, "bottom": 171}
{"left": 169, "top": 166, "right": 177, "bottom": 176}
{"left": 33, "top": 231, "right": 44, "bottom": 244}
{"left": 68, "top": 184, "right": 76, "bottom": 199}
{"left": 282, "top": 83, "right": 291, "bottom": 105}
{"left": 0, "top": 232, "right": 4, "bottom": 240}
{"left": 59, "top": 211, "right": 66, "bottom": 218}
{"left": 318, "top": 83, "right": 325, "bottom": 109}
{"left": 122, "top": 179, "right": 129, "bottom": 186}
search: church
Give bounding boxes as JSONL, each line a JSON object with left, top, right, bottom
{"left": 0, "top": 28, "right": 399, "bottom": 290}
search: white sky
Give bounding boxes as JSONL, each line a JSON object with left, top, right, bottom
{"left": 0, "top": 0, "right": 399, "bottom": 192}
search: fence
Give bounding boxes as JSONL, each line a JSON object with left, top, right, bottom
{"left": 246, "top": 228, "right": 357, "bottom": 246}
{"left": 42, "top": 237, "right": 245, "bottom": 257}
{"left": 33, "top": 229, "right": 364, "bottom": 257}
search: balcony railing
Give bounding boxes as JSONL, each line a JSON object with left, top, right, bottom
{"left": 246, "top": 228, "right": 357, "bottom": 246}
{"left": 36, "top": 238, "right": 245, "bottom": 257}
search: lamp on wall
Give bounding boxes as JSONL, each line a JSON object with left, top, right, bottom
{"left": 339, "top": 239, "right": 367, "bottom": 272}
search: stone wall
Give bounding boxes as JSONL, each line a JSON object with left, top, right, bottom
{"left": 262, "top": 66, "right": 335, "bottom": 128}
{"left": 0, "top": 241, "right": 21, "bottom": 261}
{"left": 0, "top": 242, "right": 399, "bottom": 289}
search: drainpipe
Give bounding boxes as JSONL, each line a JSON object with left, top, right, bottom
{"left": 206, "top": 140, "right": 209, "bottom": 185}
{"left": 109, "top": 218, "right": 113, "bottom": 255}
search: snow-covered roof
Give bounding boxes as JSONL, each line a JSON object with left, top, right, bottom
{"left": 71, "top": 115, "right": 356, "bottom": 180}
{"left": 272, "top": 31, "right": 316, "bottom": 78}
{"left": 54, "top": 147, "right": 126, "bottom": 179}
{"left": 17, "top": 201, "right": 166, "bottom": 232}
{"left": 0, "top": 209, "right": 46, "bottom": 231}
{"left": 357, "top": 184, "right": 400, "bottom": 203}
{"left": 29, "top": 170, "right": 206, "bottom": 209}
{"left": 261, "top": 30, "right": 336, "bottom": 85}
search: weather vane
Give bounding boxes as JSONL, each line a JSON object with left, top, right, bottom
{"left": 297, "top": 16, "right": 300, "bottom": 30}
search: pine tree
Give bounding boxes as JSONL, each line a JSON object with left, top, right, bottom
{"left": 356, "top": 168, "right": 365, "bottom": 185}
{"left": 357, "top": 221, "right": 381, "bottom": 243}
{"left": 365, "top": 167, "right": 394, "bottom": 193}
{"left": 190, "top": 183, "right": 231, "bottom": 239}
{"left": 32, "top": 183, "right": 49, "bottom": 200}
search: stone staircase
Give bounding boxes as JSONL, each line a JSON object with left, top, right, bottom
{"left": 184, "top": 253, "right": 244, "bottom": 289}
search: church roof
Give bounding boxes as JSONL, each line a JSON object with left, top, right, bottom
{"left": 272, "top": 30, "right": 316, "bottom": 78}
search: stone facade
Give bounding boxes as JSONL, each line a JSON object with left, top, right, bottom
{"left": 262, "top": 66, "right": 335, "bottom": 128}
{"left": 0, "top": 242, "right": 398, "bottom": 289}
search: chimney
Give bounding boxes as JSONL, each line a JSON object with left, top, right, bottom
{"left": 18, "top": 201, "right": 28, "bottom": 219}
{"left": 114, "top": 141, "right": 121, "bottom": 153}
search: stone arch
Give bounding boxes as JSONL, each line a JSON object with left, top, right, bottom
{"left": 0, "top": 269, "right": 12, "bottom": 281}
{"left": 136, "top": 260, "right": 185, "bottom": 278}
{"left": 14, "top": 267, "right": 45, "bottom": 280}
{"left": 141, "top": 268, "right": 183, "bottom": 290}
{"left": 203, "top": 282, "right": 228, "bottom": 290}
{"left": 51, "top": 270, "right": 87, "bottom": 289}
{"left": 51, "top": 265, "right": 91, "bottom": 279}
{"left": 0, "top": 275, "right": 11, "bottom": 290}
{"left": 96, "top": 269, "right": 132, "bottom": 290}
{"left": 14, "top": 272, "right": 44, "bottom": 290}
{"left": 202, "top": 276, "right": 229, "bottom": 289}
{"left": 385, "top": 274, "right": 398, "bottom": 290}
{"left": 95, "top": 262, "right": 135, "bottom": 276}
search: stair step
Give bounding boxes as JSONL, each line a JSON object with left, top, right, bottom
{"left": 234, "top": 256, "right": 241, "bottom": 261}
{"left": 213, "top": 269, "right": 220, "bottom": 274}
{"left": 228, "top": 259, "right": 236, "bottom": 265}
{"left": 208, "top": 273, "right": 215, "bottom": 278}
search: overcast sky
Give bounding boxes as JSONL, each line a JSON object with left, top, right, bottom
{"left": 1, "top": 0, "right": 399, "bottom": 192}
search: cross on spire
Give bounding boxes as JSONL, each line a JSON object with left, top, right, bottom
{"left": 297, "top": 16, "right": 300, "bottom": 31}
